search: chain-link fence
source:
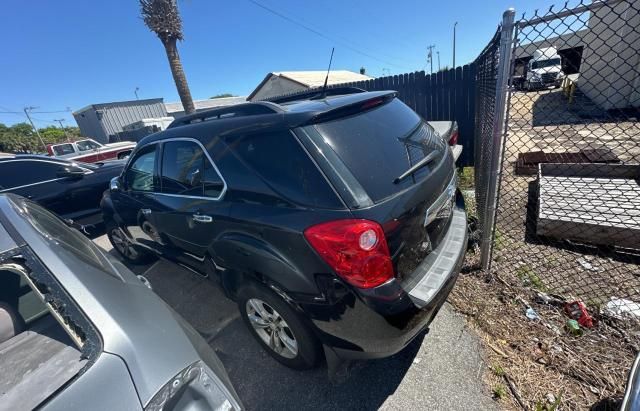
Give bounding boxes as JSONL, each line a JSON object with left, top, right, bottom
{"left": 493, "top": 0, "right": 640, "bottom": 319}
{"left": 465, "top": 0, "right": 640, "bottom": 406}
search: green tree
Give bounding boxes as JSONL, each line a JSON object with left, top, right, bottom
{"left": 210, "top": 93, "right": 235, "bottom": 99}
{"left": 140, "top": 0, "right": 195, "bottom": 114}
{"left": 10, "top": 122, "right": 34, "bottom": 136}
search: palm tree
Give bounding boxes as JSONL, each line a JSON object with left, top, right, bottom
{"left": 140, "top": 0, "right": 195, "bottom": 114}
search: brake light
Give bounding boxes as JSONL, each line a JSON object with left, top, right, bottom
{"left": 304, "top": 219, "right": 394, "bottom": 289}
{"left": 448, "top": 129, "right": 459, "bottom": 146}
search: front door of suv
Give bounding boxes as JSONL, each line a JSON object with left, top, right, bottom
{"left": 152, "top": 139, "right": 230, "bottom": 271}
{"left": 116, "top": 143, "right": 164, "bottom": 254}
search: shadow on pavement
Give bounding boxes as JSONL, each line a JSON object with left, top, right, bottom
{"left": 138, "top": 258, "right": 418, "bottom": 410}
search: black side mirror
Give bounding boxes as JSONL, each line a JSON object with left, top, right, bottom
{"left": 57, "top": 165, "right": 85, "bottom": 179}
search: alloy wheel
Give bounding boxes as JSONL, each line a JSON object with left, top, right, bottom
{"left": 110, "top": 228, "right": 139, "bottom": 259}
{"left": 245, "top": 298, "right": 298, "bottom": 359}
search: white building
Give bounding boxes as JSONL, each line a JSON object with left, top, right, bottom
{"left": 248, "top": 70, "right": 373, "bottom": 101}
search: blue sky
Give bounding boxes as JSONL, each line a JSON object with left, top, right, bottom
{"left": 1, "top": 0, "right": 561, "bottom": 127}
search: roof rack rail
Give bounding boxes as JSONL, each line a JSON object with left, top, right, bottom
{"left": 266, "top": 87, "right": 367, "bottom": 104}
{"left": 167, "top": 102, "right": 282, "bottom": 129}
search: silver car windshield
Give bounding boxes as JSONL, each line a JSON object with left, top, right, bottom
{"left": 9, "top": 197, "right": 122, "bottom": 280}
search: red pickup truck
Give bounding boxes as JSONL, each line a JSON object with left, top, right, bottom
{"left": 47, "top": 139, "right": 136, "bottom": 163}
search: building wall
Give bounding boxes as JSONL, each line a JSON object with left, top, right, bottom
{"left": 73, "top": 99, "right": 166, "bottom": 143}
{"left": 73, "top": 109, "right": 107, "bottom": 142}
{"left": 579, "top": 0, "right": 640, "bottom": 109}
{"left": 250, "top": 76, "right": 308, "bottom": 101}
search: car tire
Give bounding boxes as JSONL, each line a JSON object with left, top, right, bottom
{"left": 237, "top": 282, "right": 321, "bottom": 370}
{"left": 106, "top": 221, "right": 155, "bottom": 265}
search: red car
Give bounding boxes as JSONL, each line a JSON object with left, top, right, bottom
{"left": 47, "top": 138, "right": 136, "bottom": 163}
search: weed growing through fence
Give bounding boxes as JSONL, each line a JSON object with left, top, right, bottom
{"left": 492, "top": 364, "right": 506, "bottom": 377}
{"left": 457, "top": 167, "right": 475, "bottom": 190}
{"left": 516, "top": 265, "right": 546, "bottom": 291}
{"left": 493, "top": 384, "right": 508, "bottom": 400}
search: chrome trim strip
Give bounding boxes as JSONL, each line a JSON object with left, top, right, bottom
{"left": 185, "top": 252, "right": 206, "bottom": 262}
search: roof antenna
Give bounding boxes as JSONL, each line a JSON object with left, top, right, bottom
{"left": 320, "top": 47, "right": 335, "bottom": 98}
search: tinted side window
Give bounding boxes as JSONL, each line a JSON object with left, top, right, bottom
{"left": 226, "top": 131, "right": 341, "bottom": 209}
{"left": 125, "top": 145, "right": 157, "bottom": 192}
{"left": 0, "top": 161, "right": 64, "bottom": 190}
{"left": 161, "top": 140, "right": 205, "bottom": 196}
{"left": 160, "top": 140, "right": 225, "bottom": 198}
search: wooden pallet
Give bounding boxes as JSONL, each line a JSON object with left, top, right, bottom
{"left": 537, "top": 163, "right": 640, "bottom": 249}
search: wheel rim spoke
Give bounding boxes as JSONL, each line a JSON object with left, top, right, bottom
{"left": 278, "top": 330, "right": 297, "bottom": 355}
{"left": 248, "top": 299, "right": 270, "bottom": 321}
{"left": 248, "top": 313, "right": 270, "bottom": 328}
{"left": 246, "top": 298, "right": 298, "bottom": 359}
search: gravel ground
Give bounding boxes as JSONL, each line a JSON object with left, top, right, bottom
{"left": 94, "top": 234, "right": 497, "bottom": 410}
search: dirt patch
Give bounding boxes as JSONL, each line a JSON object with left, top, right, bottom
{"left": 450, "top": 257, "right": 638, "bottom": 410}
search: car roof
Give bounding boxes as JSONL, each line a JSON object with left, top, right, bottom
{"left": 138, "top": 90, "right": 396, "bottom": 148}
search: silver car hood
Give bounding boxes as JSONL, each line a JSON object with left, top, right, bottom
{"left": 0, "top": 195, "right": 237, "bottom": 406}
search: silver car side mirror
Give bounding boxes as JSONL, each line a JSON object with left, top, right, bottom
{"left": 110, "top": 177, "right": 122, "bottom": 191}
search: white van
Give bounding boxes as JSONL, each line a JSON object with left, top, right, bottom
{"left": 526, "top": 47, "right": 564, "bottom": 90}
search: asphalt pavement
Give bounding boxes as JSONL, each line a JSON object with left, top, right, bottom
{"left": 94, "top": 234, "right": 497, "bottom": 410}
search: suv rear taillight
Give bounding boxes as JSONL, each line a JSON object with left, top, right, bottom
{"left": 304, "top": 219, "right": 394, "bottom": 289}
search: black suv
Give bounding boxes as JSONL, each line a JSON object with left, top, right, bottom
{"left": 102, "top": 89, "right": 467, "bottom": 370}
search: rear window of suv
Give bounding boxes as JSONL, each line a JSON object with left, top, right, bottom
{"left": 305, "top": 98, "right": 444, "bottom": 203}
{"left": 224, "top": 131, "right": 342, "bottom": 209}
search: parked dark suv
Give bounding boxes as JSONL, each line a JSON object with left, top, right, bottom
{"left": 102, "top": 89, "right": 467, "bottom": 370}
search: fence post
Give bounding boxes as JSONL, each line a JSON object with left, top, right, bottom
{"left": 480, "top": 8, "right": 516, "bottom": 270}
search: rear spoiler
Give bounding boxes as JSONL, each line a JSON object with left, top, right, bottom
{"left": 303, "top": 92, "right": 397, "bottom": 126}
{"left": 267, "top": 87, "right": 367, "bottom": 104}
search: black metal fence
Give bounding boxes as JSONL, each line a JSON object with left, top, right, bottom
{"left": 264, "top": 66, "right": 478, "bottom": 166}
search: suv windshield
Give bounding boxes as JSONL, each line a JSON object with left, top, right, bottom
{"left": 8, "top": 197, "right": 123, "bottom": 280}
{"left": 305, "top": 98, "right": 446, "bottom": 203}
{"left": 532, "top": 58, "right": 560, "bottom": 69}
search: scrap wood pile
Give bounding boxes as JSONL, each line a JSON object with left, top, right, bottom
{"left": 451, "top": 259, "right": 639, "bottom": 410}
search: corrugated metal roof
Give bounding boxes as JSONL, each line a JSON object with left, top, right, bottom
{"left": 248, "top": 70, "right": 374, "bottom": 100}
{"left": 164, "top": 96, "right": 247, "bottom": 113}
{"left": 73, "top": 98, "right": 164, "bottom": 115}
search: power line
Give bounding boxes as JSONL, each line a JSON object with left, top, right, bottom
{"left": 247, "top": 0, "right": 414, "bottom": 70}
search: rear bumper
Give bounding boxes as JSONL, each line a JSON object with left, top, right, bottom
{"left": 307, "top": 196, "right": 468, "bottom": 360}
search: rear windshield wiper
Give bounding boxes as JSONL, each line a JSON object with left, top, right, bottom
{"left": 393, "top": 151, "right": 438, "bottom": 184}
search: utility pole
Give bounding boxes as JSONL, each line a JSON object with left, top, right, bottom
{"left": 23, "top": 107, "right": 47, "bottom": 152}
{"left": 437, "top": 51, "right": 441, "bottom": 71}
{"left": 453, "top": 22, "right": 458, "bottom": 68}
{"left": 53, "top": 118, "right": 70, "bottom": 141}
{"left": 427, "top": 45, "right": 435, "bottom": 74}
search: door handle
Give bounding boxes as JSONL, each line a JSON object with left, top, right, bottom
{"left": 141, "top": 208, "right": 151, "bottom": 215}
{"left": 192, "top": 214, "right": 213, "bottom": 223}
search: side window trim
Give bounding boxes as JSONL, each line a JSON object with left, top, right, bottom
{"left": 138, "top": 137, "right": 227, "bottom": 201}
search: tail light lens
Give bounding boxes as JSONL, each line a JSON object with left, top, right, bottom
{"left": 448, "top": 127, "right": 459, "bottom": 146}
{"left": 304, "top": 219, "right": 394, "bottom": 289}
